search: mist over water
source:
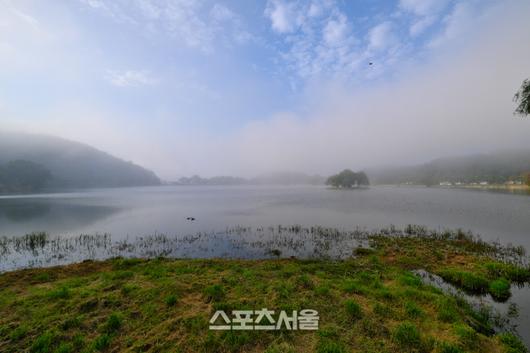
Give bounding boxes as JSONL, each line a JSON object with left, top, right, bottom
{"left": 1, "top": 185, "right": 529, "bottom": 248}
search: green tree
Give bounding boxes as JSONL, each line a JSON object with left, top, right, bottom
{"left": 357, "top": 171, "right": 370, "bottom": 186}
{"left": 514, "top": 78, "right": 530, "bottom": 116}
{"left": 326, "top": 169, "right": 370, "bottom": 188}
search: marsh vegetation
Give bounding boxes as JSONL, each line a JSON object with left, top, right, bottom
{"left": 1, "top": 225, "right": 529, "bottom": 352}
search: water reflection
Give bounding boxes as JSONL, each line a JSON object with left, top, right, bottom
{"left": 414, "top": 269, "right": 530, "bottom": 348}
{"left": 0, "top": 225, "right": 371, "bottom": 272}
{"left": 0, "top": 198, "right": 122, "bottom": 235}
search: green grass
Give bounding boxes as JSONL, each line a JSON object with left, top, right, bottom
{"left": 0, "top": 235, "right": 528, "bottom": 352}
{"left": 393, "top": 322, "right": 422, "bottom": 348}
{"left": 344, "top": 299, "right": 363, "bottom": 320}
{"left": 165, "top": 294, "right": 178, "bottom": 307}
{"left": 499, "top": 332, "right": 528, "bottom": 353}
{"left": 488, "top": 278, "right": 511, "bottom": 301}
{"left": 438, "top": 270, "right": 489, "bottom": 293}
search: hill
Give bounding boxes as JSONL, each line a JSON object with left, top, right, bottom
{"left": 173, "top": 172, "right": 326, "bottom": 186}
{"left": 369, "top": 150, "right": 530, "bottom": 186}
{"left": 0, "top": 131, "right": 160, "bottom": 192}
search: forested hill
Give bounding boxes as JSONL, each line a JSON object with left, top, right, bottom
{"left": 369, "top": 150, "right": 530, "bottom": 186}
{"left": 0, "top": 131, "right": 160, "bottom": 193}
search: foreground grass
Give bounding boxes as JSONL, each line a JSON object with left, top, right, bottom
{"left": 0, "top": 233, "right": 528, "bottom": 353}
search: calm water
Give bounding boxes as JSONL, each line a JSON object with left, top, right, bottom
{"left": 1, "top": 185, "right": 529, "bottom": 248}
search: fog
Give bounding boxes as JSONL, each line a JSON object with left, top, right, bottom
{"left": 196, "top": 1, "right": 530, "bottom": 178}
{"left": 2, "top": 0, "right": 530, "bottom": 180}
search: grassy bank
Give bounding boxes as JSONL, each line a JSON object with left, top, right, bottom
{"left": 0, "top": 232, "right": 529, "bottom": 353}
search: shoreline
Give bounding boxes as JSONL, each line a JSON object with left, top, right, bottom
{"left": 1, "top": 234, "right": 529, "bottom": 352}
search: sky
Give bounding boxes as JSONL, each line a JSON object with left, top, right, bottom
{"left": 1, "top": 0, "right": 530, "bottom": 179}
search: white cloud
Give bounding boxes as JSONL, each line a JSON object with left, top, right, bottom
{"left": 264, "top": 0, "right": 299, "bottom": 33}
{"left": 80, "top": 0, "right": 247, "bottom": 52}
{"left": 210, "top": 3, "right": 236, "bottom": 22}
{"left": 323, "top": 13, "right": 350, "bottom": 47}
{"left": 368, "top": 21, "right": 397, "bottom": 51}
{"left": 81, "top": 0, "right": 107, "bottom": 10}
{"left": 106, "top": 70, "right": 158, "bottom": 87}
{"left": 399, "top": 0, "right": 450, "bottom": 36}
{"left": 399, "top": 0, "right": 450, "bottom": 16}
{"left": 429, "top": 1, "right": 479, "bottom": 48}
{"left": 409, "top": 15, "right": 436, "bottom": 37}
{"left": 308, "top": 2, "right": 323, "bottom": 18}
{"left": 265, "top": 0, "right": 361, "bottom": 82}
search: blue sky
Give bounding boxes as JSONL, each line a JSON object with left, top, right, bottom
{"left": 1, "top": 0, "right": 530, "bottom": 178}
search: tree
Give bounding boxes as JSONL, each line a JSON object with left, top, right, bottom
{"left": 514, "top": 79, "right": 530, "bottom": 116}
{"left": 326, "top": 169, "right": 370, "bottom": 188}
{"left": 357, "top": 171, "right": 370, "bottom": 186}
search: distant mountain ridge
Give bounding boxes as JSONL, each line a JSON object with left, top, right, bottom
{"left": 173, "top": 172, "right": 326, "bottom": 186}
{"left": 369, "top": 150, "right": 530, "bottom": 185}
{"left": 0, "top": 131, "right": 160, "bottom": 191}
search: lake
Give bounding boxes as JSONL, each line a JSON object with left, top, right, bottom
{"left": 1, "top": 184, "right": 529, "bottom": 248}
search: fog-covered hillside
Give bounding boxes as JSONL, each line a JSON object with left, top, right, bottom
{"left": 369, "top": 150, "right": 530, "bottom": 185}
{"left": 0, "top": 131, "right": 160, "bottom": 191}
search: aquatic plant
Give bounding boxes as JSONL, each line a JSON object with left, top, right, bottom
{"left": 489, "top": 278, "right": 511, "bottom": 301}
